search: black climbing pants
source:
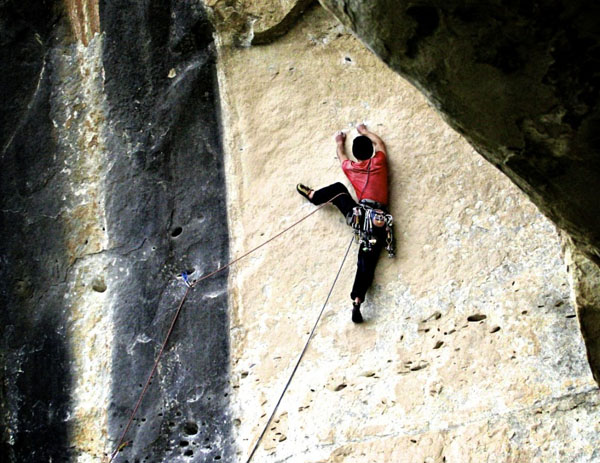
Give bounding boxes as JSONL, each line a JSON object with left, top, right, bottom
{"left": 310, "top": 182, "right": 385, "bottom": 302}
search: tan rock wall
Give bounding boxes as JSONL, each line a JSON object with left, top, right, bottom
{"left": 50, "top": 35, "right": 112, "bottom": 461}
{"left": 213, "top": 4, "right": 599, "bottom": 462}
{"left": 64, "top": 0, "right": 100, "bottom": 46}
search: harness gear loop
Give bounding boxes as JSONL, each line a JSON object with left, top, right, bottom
{"left": 350, "top": 200, "right": 395, "bottom": 256}
{"left": 351, "top": 206, "right": 362, "bottom": 242}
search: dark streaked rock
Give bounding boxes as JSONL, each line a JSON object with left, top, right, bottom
{"left": 0, "top": 1, "right": 73, "bottom": 462}
{"left": 1, "top": 0, "right": 233, "bottom": 461}
{"left": 100, "top": 1, "right": 233, "bottom": 461}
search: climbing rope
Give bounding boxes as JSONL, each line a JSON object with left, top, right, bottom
{"left": 108, "top": 193, "right": 348, "bottom": 462}
{"left": 245, "top": 235, "right": 354, "bottom": 463}
{"left": 108, "top": 286, "right": 191, "bottom": 463}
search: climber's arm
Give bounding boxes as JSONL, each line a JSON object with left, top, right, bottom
{"left": 335, "top": 131, "right": 349, "bottom": 162}
{"left": 357, "top": 124, "right": 386, "bottom": 155}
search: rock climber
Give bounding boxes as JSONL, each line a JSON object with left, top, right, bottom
{"left": 296, "top": 124, "right": 394, "bottom": 324}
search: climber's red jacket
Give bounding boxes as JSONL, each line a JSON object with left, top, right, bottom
{"left": 342, "top": 151, "right": 389, "bottom": 205}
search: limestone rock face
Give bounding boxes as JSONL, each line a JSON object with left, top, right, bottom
{"left": 317, "top": 0, "right": 600, "bottom": 266}
{"left": 1, "top": 0, "right": 599, "bottom": 462}
{"left": 1, "top": 2, "right": 74, "bottom": 460}
{"left": 567, "top": 245, "right": 600, "bottom": 384}
{"left": 212, "top": 3, "right": 599, "bottom": 462}
{"left": 208, "top": 0, "right": 600, "bottom": 404}
{"left": 315, "top": 0, "right": 600, "bottom": 409}
{"left": 205, "top": 0, "right": 314, "bottom": 46}
{"left": 1, "top": 1, "right": 232, "bottom": 461}
{"left": 100, "top": 2, "right": 232, "bottom": 461}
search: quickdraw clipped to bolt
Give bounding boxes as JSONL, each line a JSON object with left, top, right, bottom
{"left": 180, "top": 271, "right": 192, "bottom": 287}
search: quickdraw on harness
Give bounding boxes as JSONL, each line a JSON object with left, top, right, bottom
{"left": 350, "top": 199, "right": 395, "bottom": 257}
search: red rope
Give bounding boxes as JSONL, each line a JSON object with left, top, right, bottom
{"left": 190, "top": 193, "right": 346, "bottom": 288}
{"left": 108, "top": 286, "right": 190, "bottom": 462}
{"left": 107, "top": 192, "right": 346, "bottom": 462}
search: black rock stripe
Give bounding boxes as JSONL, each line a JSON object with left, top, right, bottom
{"left": 101, "top": 1, "right": 232, "bottom": 461}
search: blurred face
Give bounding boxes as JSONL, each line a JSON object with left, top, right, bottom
{"left": 353, "top": 135, "right": 374, "bottom": 160}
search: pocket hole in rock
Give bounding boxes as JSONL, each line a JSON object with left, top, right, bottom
{"left": 467, "top": 314, "right": 486, "bottom": 322}
{"left": 183, "top": 422, "right": 199, "bottom": 435}
{"left": 424, "top": 311, "right": 442, "bottom": 322}
{"left": 92, "top": 278, "right": 107, "bottom": 293}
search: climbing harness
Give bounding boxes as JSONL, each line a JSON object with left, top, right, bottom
{"left": 108, "top": 193, "right": 348, "bottom": 463}
{"left": 351, "top": 200, "right": 395, "bottom": 256}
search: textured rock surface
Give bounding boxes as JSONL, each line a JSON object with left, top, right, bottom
{"left": 567, "top": 244, "right": 600, "bottom": 384}
{"left": 100, "top": 2, "right": 232, "bottom": 462}
{"left": 205, "top": 0, "right": 314, "bottom": 46}
{"left": 213, "top": 4, "right": 599, "bottom": 462}
{"left": 317, "top": 0, "right": 600, "bottom": 265}
{"left": 2, "top": 0, "right": 599, "bottom": 461}
{"left": 208, "top": 0, "right": 600, "bottom": 396}
{"left": 1, "top": 2, "right": 74, "bottom": 460}
{"left": 1, "top": 1, "right": 233, "bottom": 461}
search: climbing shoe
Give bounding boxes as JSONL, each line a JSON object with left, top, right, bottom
{"left": 296, "top": 183, "right": 312, "bottom": 200}
{"left": 352, "top": 302, "right": 363, "bottom": 324}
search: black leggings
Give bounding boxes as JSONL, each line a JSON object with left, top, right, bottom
{"left": 310, "top": 182, "right": 385, "bottom": 302}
